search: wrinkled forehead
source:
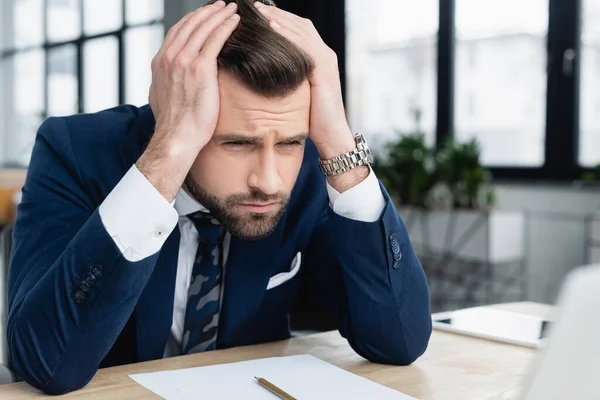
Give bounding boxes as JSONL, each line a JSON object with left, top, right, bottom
{"left": 216, "top": 71, "right": 311, "bottom": 133}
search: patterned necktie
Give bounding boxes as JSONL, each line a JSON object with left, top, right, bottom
{"left": 181, "top": 211, "right": 224, "bottom": 355}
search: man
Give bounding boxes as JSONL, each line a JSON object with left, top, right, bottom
{"left": 7, "top": 0, "right": 431, "bottom": 395}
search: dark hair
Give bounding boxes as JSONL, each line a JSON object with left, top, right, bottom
{"left": 207, "top": 0, "right": 315, "bottom": 97}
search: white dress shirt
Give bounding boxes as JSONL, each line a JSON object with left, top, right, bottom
{"left": 99, "top": 164, "right": 385, "bottom": 358}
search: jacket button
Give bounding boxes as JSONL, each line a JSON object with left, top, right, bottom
{"left": 390, "top": 234, "right": 402, "bottom": 269}
{"left": 84, "top": 273, "right": 96, "bottom": 287}
{"left": 79, "top": 281, "right": 90, "bottom": 293}
{"left": 90, "top": 265, "right": 103, "bottom": 278}
{"left": 73, "top": 291, "right": 85, "bottom": 304}
{"left": 390, "top": 234, "right": 401, "bottom": 254}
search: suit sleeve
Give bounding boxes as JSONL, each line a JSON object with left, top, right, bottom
{"left": 6, "top": 118, "right": 173, "bottom": 394}
{"left": 303, "top": 182, "right": 432, "bottom": 365}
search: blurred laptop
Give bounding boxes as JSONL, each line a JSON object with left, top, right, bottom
{"left": 520, "top": 264, "right": 600, "bottom": 400}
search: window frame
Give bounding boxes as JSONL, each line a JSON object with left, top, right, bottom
{"left": 344, "top": 0, "right": 593, "bottom": 182}
{"left": 438, "top": 0, "right": 593, "bottom": 181}
{"left": 1, "top": 0, "right": 595, "bottom": 179}
{"left": 0, "top": 0, "right": 163, "bottom": 167}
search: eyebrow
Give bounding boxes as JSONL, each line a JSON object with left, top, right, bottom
{"left": 215, "top": 133, "right": 310, "bottom": 143}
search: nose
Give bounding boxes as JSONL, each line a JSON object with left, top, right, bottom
{"left": 247, "top": 148, "right": 282, "bottom": 196}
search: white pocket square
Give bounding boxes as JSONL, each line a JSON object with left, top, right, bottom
{"left": 267, "top": 252, "right": 302, "bottom": 290}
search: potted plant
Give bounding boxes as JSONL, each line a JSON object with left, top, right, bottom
{"left": 375, "top": 132, "right": 526, "bottom": 309}
{"left": 374, "top": 131, "right": 523, "bottom": 264}
{"left": 373, "top": 133, "right": 437, "bottom": 208}
{"left": 435, "top": 136, "right": 496, "bottom": 210}
{"left": 374, "top": 133, "right": 496, "bottom": 210}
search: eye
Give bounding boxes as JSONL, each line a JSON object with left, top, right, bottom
{"left": 225, "top": 140, "right": 252, "bottom": 148}
{"left": 279, "top": 140, "right": 303, "bottom": 147}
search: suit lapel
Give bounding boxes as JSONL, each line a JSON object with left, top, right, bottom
{"left": 136, "top": 228, "right": 181, "bottom": 361}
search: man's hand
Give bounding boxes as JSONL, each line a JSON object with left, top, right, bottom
{"left": 137, "top": 1, "right": 240, "bottom": 202}
{"left": 254, "top": 2, "right": 369, "bottom": 192}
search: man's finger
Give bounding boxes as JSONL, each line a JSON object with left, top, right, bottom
{"left": 254, "top": 3, "right": 308, "bottom": 36}
{"left": 180, "top": 2, "right": 238, "bottom": 59}
{"left": 160, "top": 1, "right": 227, "bottom": 57}
{"left": 197, "top": 14, "right": 241, "bottom": 62}
{"left": 267, "top": 19, "right": 305, "bottom": 49}
{"left": 161, "top": 9, "right": 197, "bottom": 49}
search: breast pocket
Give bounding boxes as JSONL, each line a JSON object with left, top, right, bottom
{"left": 266, "top": 252, "right": 302, "bottom": 291}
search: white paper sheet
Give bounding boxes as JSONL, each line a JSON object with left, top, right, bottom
{"left": 129, "top": 354, "right": 416, "bottom": 400}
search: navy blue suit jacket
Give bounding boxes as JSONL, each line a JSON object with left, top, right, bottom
{"left": 7, "top": 105, "right": 431, "bottom": 394}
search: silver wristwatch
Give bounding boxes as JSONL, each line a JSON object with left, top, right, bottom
{"left": 319, "top": 133, "right": 374, "bottom": 177}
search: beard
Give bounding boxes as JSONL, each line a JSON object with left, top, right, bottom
{"left": 184, "top": 175, "right": 290, "bottom": 241}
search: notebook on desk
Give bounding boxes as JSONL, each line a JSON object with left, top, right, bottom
{"left": 431, "top": 306, "right": 552, "bottom": 348}
{"left": 129, "top": 354, "right": 414, "bottom": 400}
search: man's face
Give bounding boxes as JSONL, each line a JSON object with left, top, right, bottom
{"left": 186, "top": 71, "right": 311, "bottom": 241}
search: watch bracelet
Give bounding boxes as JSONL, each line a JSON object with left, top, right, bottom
{"left": 319, "top": 137, "right": 373, "bottom": 176}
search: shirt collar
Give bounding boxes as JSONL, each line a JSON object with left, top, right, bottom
{"left": 174, "top": 187, "right": 208, "bottom": 217}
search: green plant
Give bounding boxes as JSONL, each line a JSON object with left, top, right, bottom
{"left": 580, "top": 164, "right": 600, "bottom": 183}
{"left": 374, "top": 133, "right": 495, "bottom": 209}
{"left": 373, "top": 133, "right": 437, "bottom": 208}
{"left": 436, "top": 136, "right": 494, "bottom": 208}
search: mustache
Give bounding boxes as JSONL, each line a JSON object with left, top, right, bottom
{"left": 227, "top": 190, "right": 288, "bottom": 204}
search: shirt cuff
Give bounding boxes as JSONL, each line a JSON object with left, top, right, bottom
{"left": 99, "top": 165, "right": 179, "bottom": 262}
{"left": 326, "top": 167, "right": 386, "bottom": 223}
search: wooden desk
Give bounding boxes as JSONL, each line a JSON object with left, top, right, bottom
{"left": 0, "top": 302, "right": 554, "bottom": 399}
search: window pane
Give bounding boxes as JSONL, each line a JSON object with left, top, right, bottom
{"left": 579, "top": 0, "right": 600, "bottom": 167}
{"left": 13, "top": 0, "right": 44, "bottom": 48}
{"left": 10, "top": 50, "right": 45, "bottom": 166}
{"left": 48, "top": 0, "right": 80, "bottom": 43}
{"left": 346, "top": 0, "right": 438, "bottom": 150}
{"left": 83, "top": 0, "right": 122, "bottom": 36}
{"left": 48, "top": 45, "right": 78, "bottom": 116}
{"left": 0, "top": 2, "right": 7, "bottom": 51}
{"left": 455, "top": 0, "right": 548, "bottom": 166}
{"left": 126, "top": 0, "right": 163, "bottom": 25}
{"left": 84, "top": 36, "right": 119, "bottom": 113}
{"left": 125, "top": 24, "right": 163, "bottom": 106}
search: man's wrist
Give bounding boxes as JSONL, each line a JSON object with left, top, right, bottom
{"left": 314, "top": 125, "right": 356, "bottom": 160}
{"left": 320, "top": 126, "right": 371, "bottom": 193}
{"left": 326, "top": 165, "right": 370, "bottom": 193}
{"left": 136, "top": 142, "right": 194, "bottom": 203}
{"left": 316, "top": 127, "right": 373, "bottom": 189}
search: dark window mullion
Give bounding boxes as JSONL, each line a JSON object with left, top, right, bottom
{"left": 119, "top": 0, "right": 127, "bottom": 105}
{"left": 118, "top": 32, "right": 125, "bottom": 105}
{"left": 436, "top": 0, "right": 455, "bottom": 148}
{"left": 43, "top": 0, "right": 49, "bottom": 118}
{"left": 78, "top": 0, "right": 84, "bottom": 113}
{"left": 545, "top": 0, "right": 581, "bottom": 179}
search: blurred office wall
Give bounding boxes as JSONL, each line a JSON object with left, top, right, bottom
{"left": 495, "top": 185, "right": 600, "bottom": 303}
